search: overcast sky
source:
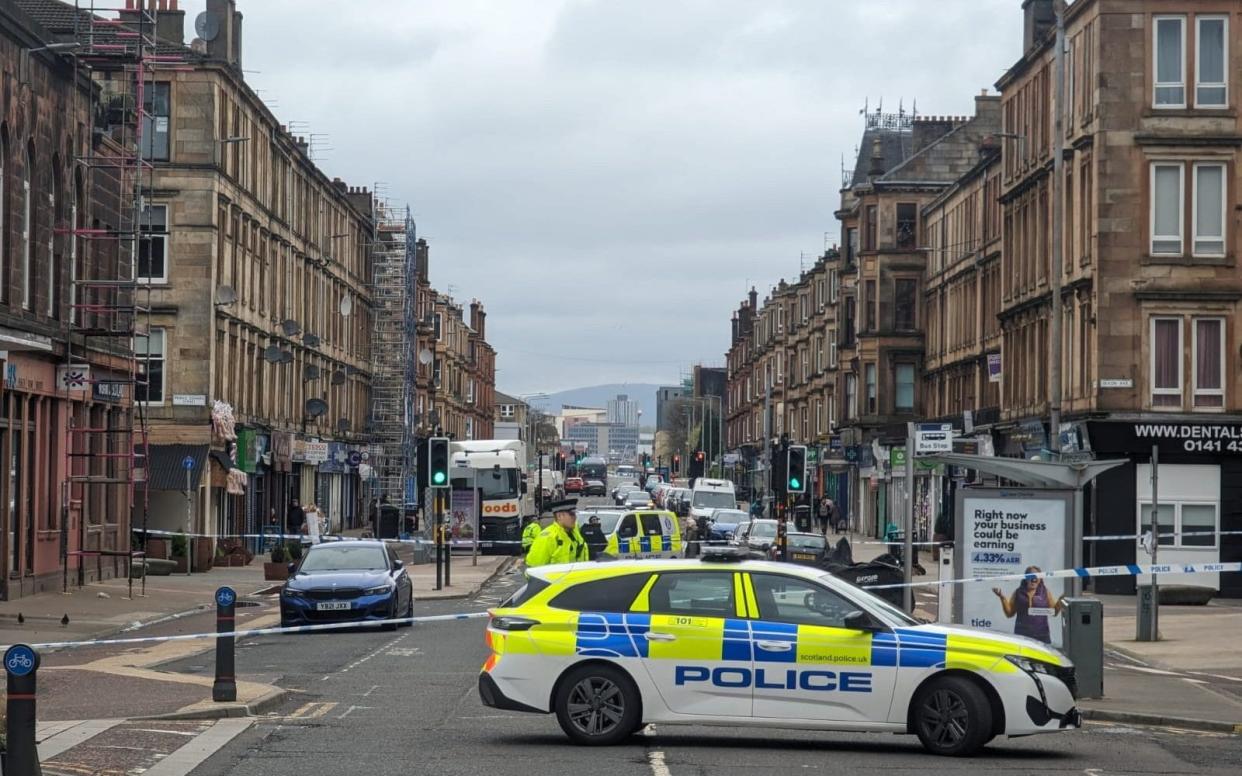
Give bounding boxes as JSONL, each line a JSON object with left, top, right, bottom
{"left": 178, "top": 0, "right": 1021, "bottom": 395}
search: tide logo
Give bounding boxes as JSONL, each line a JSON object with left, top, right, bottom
{"left": 674, "top": 666, "right": 873, "bottom": 693}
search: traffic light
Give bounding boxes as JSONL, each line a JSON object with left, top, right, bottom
{"left": 428, "top": 437, "right": 450, "bottom": 488}
{"left": 672, "top": 454, "right": 681, "bottom": 475}
{"left": 689, "top": 450, "right": 705, "bottom": 479}
{"left": 786, "top": 445, "right": 807, "bottom": 493}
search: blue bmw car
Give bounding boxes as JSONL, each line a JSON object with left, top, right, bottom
{"left": 280, "top": 540, "right": 414, "bottom": 630}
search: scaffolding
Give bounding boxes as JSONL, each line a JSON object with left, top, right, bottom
{"left": 60, "top": 1, "right": 184, "bottom": 595}
{"left": 368, "top": 201, "right": 417, "bottom": 513}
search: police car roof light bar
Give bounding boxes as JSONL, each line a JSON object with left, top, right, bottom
{"left": 699, "top": 546, "right": 749, "bottom": 563}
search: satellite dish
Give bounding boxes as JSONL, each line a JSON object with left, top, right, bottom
{"left": 331, "top": 371, "right": 347, "bottom": 385}
{"left": 279, "top": 350, "right": 294, "bottom": 364}
{"left": 336, "top": 418, "right": 351, "bottom": 432}
{"left": 340, "top": 294, "right": 353, "bottom": 316}
{"left": 262, "top": 344, "right": 283, "bottom": 363}
{"left": 418, "top": 348, "right": 433, "bottom": 366}
{"left": 216, "top": 285, "right": 237, "bottom": 305}
{"left": 303, "top": 332, "right": 320, "bottom": 348}
{"left": 303, "top": 365, "right": 321, "bottom": 381}
{"left": 305, "top": 398, "right": 328, "bottom": 418}
{"left": 194, "top": 11, "right": 220, "bottom": 42}
{"left": 281, "top": 319, "right": 301, "bottom": 337}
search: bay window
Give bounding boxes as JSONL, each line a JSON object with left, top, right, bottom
{"left": 1151, "top": 161, "right": 1228, "bottom": 258}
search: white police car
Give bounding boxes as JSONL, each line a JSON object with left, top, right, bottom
{"left": 478, "top": 551, "right": 1080, "bottom": 756}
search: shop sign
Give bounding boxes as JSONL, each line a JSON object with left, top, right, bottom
{"left": 889, "top": 446, "right": 907, "bottom": 470}
{"left": 92, "top": 375, "right": 124, "bottom": 403}
{"left": 844, "top": 445, "right": 860, "bottom": 463}
{"left": 303, "top": 441, "right": 330, "bottom": 465}
{"left": 954, "top": 488, "right": 1072, "bottom": 648}
{"left": 57, "top": 365, "right": 90, "bottom": 393}
{"left": 173, "top": 394, "right": 208, "bottom": 406}
{"left": 236, "top": 429, "right": 257, "bottom": 473}
{"left": 1090, "top": 421, "right": 1242, "bottom": 457}
{"left": 4, "top": 362, "right": 45, "bottom": 392}
{"left": 986, "top": 353, "right": 1002, "bottom": 383}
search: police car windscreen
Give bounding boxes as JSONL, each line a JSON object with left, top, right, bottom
{"left": 692, "top": 491, "right": 736, "bottom": 509}
{"left": 578, "top": 512, "right": 623, "bottom": 533}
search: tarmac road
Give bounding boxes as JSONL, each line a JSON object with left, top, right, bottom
{"left": 183, "top": 558, "right": 1242, "bottom": 776}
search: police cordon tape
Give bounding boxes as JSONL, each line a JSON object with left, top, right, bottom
{"left": 862, "top": 560, "right": 1242, "bottom": 590}
{"left": 129, "top": 527, "right": 520, "bottom": 547}
{"left": 0, "top": 610, "right": 492, "bottom": 652}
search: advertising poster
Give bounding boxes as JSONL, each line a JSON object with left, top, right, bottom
{"left": 956, "top": 489, "right": 1070, "bottom": 647}
{"left": 450, "top": 489, "right": 478, "bottom": 545}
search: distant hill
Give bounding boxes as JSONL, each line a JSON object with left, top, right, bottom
{"left": 539, "top": 383, "right": 664, "bottom": 423}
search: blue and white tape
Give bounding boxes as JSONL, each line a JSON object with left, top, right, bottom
{"left": 862, "top": 560, "right": 1242, "bottom": 591}
{"left": 1083, "top": 530, "right": 1242, "bottom": 542}
{"left": 2, "top": 610, "right": 491, "bottom": 652}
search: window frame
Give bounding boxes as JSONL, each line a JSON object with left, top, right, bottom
{"left": 138, "top": 203, "right": 169, "bottom": 283}
{"left": 135, "top": 326, "right": 167, "bottom": 405}
{"left": 1195, "top": 15, "right": 1228, "bottom": 109}
{"left": 845, "top": 374, "right": 857, "bottom": 420}
{"left": 21, "top": 146, "right": 33, "bottom": 311}
{"left": 1154, "top": 15, "right": 1188, "bottom": 109}
{"left": 864, "top": 363, "right": 877, "bottom": 414}
{"left": 1191, "top": 316, "right": 1226, "bottom": 410}
{"left": 1138, "top": 500, "right": 1219, "bottom": 549}
{"left": 748, "top": 572, "right": 863, "bottom": 629}
{"left": 1150, "top": 162, "right": 1185, "bottom": 256}
{"left": 1191, "top": 162, "right": 1227, "bottom": 257}
{"left": 895, "top": 363, "right": 916, "bottom": 412}
{"left": 1149, "top": 316, "right": 1184, "bottom": 408}
{"left": 645, "top": 571, "right": 737, "bottom": 618}
{"left": 142, "top": 81, "right": 172, "bottom": 162}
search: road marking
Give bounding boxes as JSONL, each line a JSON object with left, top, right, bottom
{"left": 288, "top": 701, "right": 338, "bottom": 720}
{"left": 323, "top": 634, "right": 409, "bottom": 681}
{"left": 647, "top": 749, "right": 671, "bottom": 776}
{"left": 337, "top": 705, "right": 374, "bottom": 719}
{"left": 38, "top": 719, "right": 123, "bottom": 760}
{"left": 140, "top": 718, "right": 254, "bottom": 776}
{"left": 127, "top": 728, "right": 200, "bottom": 736}
{"left": 385, "top": 647, "right": 420, "bottom": 657}
{"left": 361, "top": 684, "right": 380, "bottom": 697}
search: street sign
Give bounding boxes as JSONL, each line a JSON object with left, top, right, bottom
{"left": 182, "top": 455, "right": 196, "bottom": 470}
{"left": 915, "top": 423, "right": 953, "bottom": 454}
{"left": 5, "top": 644, "right": 36, "bottom": 677}
{"left": 215, "top": 586, "right": 236, "bottom": 608}
{"left": 889, "top": 447, "right": 907, "bottom": 470}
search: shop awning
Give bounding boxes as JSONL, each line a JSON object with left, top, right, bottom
{"left": 147, "top": 444, "right": 209, "bottom": 491}
{"left": 924, "top": 453, "right": 1127, "bottom": 488}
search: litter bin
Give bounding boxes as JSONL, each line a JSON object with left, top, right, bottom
{"left": 376, "top": 505, "right": 401, "bottom": 540}
{"left": 1061, "top": 598, "right": 1103, "bottom": 699}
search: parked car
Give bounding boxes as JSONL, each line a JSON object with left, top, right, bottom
{"left": 612, "top": 484, "right": 641, "bottom": 505}
{"left": 743, "top": 519, "right": 798, "bottom": 556}
{"left": 768, "top": 531, "right": 829, "bottom": 566}
{"left": 280, "top": 541, "right": 413, "bottom": 630}
{"left": 583, "top": 480, "right": 607, "bottom": 497}
{"left": 624, "top": 490, "right": 654, "bottom": 508}
{"left": 706, "top": 508, "right": 749, "bottom": 541}
{"left": 564, "top": 477, "right": 584, "bottom": 493}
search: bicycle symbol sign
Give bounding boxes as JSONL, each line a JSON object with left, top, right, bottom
{"left": 5, "top": 644, "right": 36, "bottom": 677}
{"left": 215, "top": 587, "right": 236, "bottom": 608}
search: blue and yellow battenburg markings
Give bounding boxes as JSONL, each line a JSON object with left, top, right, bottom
{"left": 572, "top": 614, "right": 948, "bottom": 670}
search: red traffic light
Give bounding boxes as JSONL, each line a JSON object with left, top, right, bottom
{"left": 695, "top": 451, "right": 705, "bottom": 461}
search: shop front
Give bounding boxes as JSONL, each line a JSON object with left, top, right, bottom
{"left": 1086, "top": 420, "right": 1242, "bottom": 598}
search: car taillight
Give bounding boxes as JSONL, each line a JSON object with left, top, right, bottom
{"left": 491, "top": 616, "right": 541, "bottom": 631}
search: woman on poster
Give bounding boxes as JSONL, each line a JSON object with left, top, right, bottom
{"left": 992, "top": 566, "right": 1065, "bottom": 644}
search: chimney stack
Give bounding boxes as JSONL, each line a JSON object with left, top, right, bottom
{"left": 205, "top": 0, "right": 242, "bottom": 70}
{"left": 868, "top": 136, "right": 885, "bottom": 178}
{"left": 156, "top": 0, "right": 184, "bottom": 44}
{"left": 1022, "top": 0, "right": 1055, "bottom": 53}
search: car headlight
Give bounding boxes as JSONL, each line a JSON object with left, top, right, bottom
{"left": 364, "top": 585, "right": 394, "bottom": 596}
{"left": 283, "top": 588, "right": 305, "bottom": 599}
{"left": 1005, "top": 655, "right": 1056, "bottom": 675}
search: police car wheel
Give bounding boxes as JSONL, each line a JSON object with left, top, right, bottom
{"left": 912, "top": 676, "right": 992, "bottom": 756}
{"left": 554, "top": 664, "right": 641, "bottom": 746}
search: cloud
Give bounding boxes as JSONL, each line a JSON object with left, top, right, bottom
{"left": 179, "top": 0, "right": 1020, "bottom": 393}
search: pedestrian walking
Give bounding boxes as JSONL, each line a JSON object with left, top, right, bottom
{"left": 817, "top": 498, "right": 832, "bottom": 535}
{"left": 525, "top": 499, "right": 588, "bottom": 567}
{"left": 285, "top": 498, "right": 305, "bottom": 540}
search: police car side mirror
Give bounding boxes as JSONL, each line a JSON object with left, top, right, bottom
{"left": 843, "top": 610, "right": 882, "bottom": 632}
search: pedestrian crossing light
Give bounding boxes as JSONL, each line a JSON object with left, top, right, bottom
{"left": 786, "top": 445, "right": 807, "bottom": 493}
{"left": 429, "top": 437, "right": 450, "bottom": 488}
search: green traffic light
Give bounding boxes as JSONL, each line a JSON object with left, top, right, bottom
{"left": 432, "top": 471, "right": 446, "bottom": 485}
{"left": 789, "top": 478, "right": 801, "bottom": 489}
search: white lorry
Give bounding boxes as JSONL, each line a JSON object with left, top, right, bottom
{"left": 449, "top": 439, "right": 532, "bottom": 554}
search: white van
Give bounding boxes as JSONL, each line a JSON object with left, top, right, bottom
{"left": 688, "top": 479, "right": 737, "bottom": 524}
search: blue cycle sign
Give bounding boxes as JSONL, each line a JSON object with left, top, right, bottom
{"left": 5, "top": 644, "right": 37, "bottom": 677}
{"left": 182, "top": 455, "right": 196, "bottom": 470}
{"left": 215, "top": 586, "right": 236, "bottom": 608}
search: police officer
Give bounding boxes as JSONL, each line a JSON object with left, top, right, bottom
{"left": 521, "top": 514, "right": 542, "bottom": 553}
{"left": 525, "top": 499, "right": 588, "bottom": 567}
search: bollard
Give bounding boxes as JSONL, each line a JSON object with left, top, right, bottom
{"left": 213, "top": 586, "right": 238, "bottom": 702}
{"left": 5, "top": 643, "right": 41, "bottom": 776}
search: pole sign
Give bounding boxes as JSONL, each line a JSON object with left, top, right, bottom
{"left": 215, "top": 586, "right": 236, "bottom": 608}
{"left": 5, "top": 644, "right": 36, "bottom": 677}
{"left": 915, "top": 423, "right": 953, "bottom": 454}
{"left": 182, "top": 455, "right": 195, "bottom": 471}
{"left": 954, "top": 488, "right": 1072, "bottom": 647}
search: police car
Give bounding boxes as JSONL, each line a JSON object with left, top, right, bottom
{"left": 478, "top": 549, "right": 1080, "bottom": 756}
